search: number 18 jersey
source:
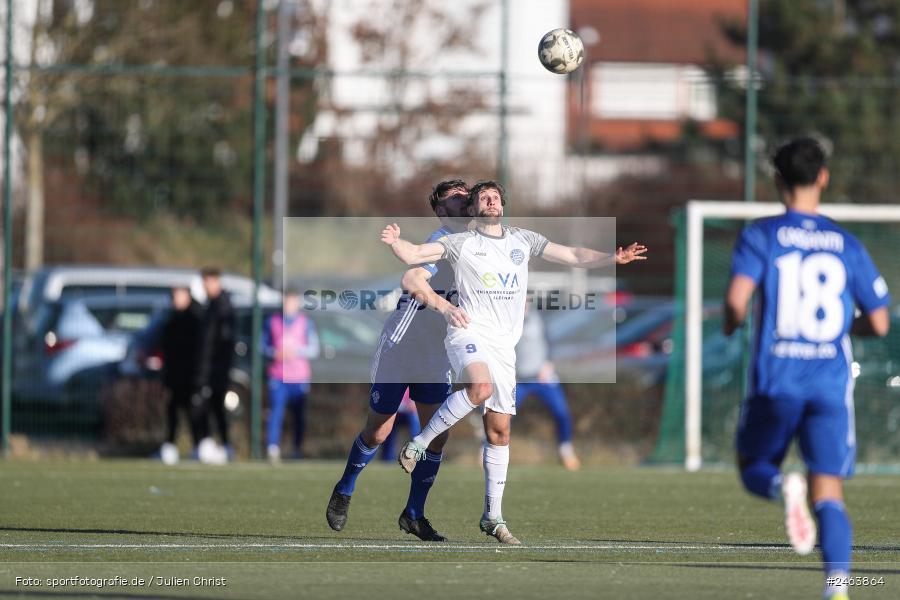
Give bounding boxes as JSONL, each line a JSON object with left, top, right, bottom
{"left": 731, "top": 209, "right": 890, "bottom": 401}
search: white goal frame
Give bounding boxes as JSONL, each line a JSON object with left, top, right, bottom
{"left": 684, "top": 200, "right": 900, "bottom": 471}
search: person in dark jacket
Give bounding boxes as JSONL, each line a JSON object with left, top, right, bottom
{"left": 194, "top": 267, "right": 235, "bottom": 457}
{"left": 159, "top": 286, "right": 205, "bottom": 464}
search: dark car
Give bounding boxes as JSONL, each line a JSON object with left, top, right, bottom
{"left": 547, "top": 296, "right": 743, "bottom": 387}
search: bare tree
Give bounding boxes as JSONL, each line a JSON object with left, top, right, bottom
{"left": 13, "top": 0, "right": 283, "bottom": 266}
{"left": 300, "top": 0, "right": 493, "bottom": 215}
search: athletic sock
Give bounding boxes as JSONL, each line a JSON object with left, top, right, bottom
{"left": 335, "top": 434, "right": 379, "bottom": 496}
{"left": 740, "top": 462, "right": 782, "bottom": 500}
{"left": 413, "top": 389, "right": 477, "bottom": 448}
{"left": 823, "top": 570, "right": 849, "bottom": 599}
{"left": 815, "top": 499, "right": 852, "bottom": 574}
{"left": 405, "top": 450, "right": 442, "bottom": 520}
{"left": 482, "top": 443, "right": 510, "bottom": 521}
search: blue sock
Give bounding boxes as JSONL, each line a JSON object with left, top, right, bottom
{"left": 335, "top": 435, "right": 379, "bottom": 496}
{"left": 740, "top": 462, "right": 782, "bottom": 500}
{"left": 815, "top": 499, "right": 852, "bottom": 574}
{"left": 405, "top": 450, "right": 442, "bottom": 519}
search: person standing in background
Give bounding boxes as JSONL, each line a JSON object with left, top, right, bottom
{"left": 159, "top": 286, "right": 204, "bottom": 465}
{"left": 514, "top": 298, "right": 580, "bottom": 470}
{"left": 263, "top": 289, "right": 320, "bottom": 463}
{"left": 195, "top": 267, "right": 235, "bottom": 459}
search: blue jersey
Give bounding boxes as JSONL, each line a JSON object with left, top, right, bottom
{"left": 731, "top": 209, "right": 890, "bottom": 402}
{"left": 368, "top": 226, "right": 456, "bottom": 410}
{"left": 377, "top": 225, "right": 456, "bottom": 363}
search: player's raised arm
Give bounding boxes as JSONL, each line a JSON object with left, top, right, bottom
{"left": 540, "top": 241, "right": 648, "bottom": 268}
{"left": 380, "top": 223, "right": 445, "bottom": 265}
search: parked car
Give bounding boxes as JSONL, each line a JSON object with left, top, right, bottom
{"left": 11, "top": 294, "right": 171, "bottom": 430}
{"left": 16, "top": 265, "right": 280, "bottom": 338}
{"left": 547, "top": 297, "right": 743, "bottom": 387}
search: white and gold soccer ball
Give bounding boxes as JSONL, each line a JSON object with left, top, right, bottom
{"left": 538, "top": 28, "right": 585, "bottom": 74}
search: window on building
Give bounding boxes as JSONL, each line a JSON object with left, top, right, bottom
{"left": 591, "top": 62, "right": 716, "bottom": 121}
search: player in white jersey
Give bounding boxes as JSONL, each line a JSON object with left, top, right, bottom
{"left": 380, "top": 180, "right": 648, "bottom": 543}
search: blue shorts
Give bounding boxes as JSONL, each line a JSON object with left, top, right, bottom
{"left": 736, "top": 394, "right": 856, "bottom": 478}
{"left": 368, "top": 339, "right": 451, "bottom": 414}
{"left": 368, "top": 381, "right": 451, "bottom": 414}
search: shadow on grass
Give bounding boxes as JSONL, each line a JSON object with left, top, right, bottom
{"left": 668, "top": 563, "right": 900, "bottom": 574}
{"left": 584, "top": 538, "right": 900, "bottom": 552}
{"left": 0, "top": 526, "right": 441, "bottom": 547}
{"left": 0, "top": 526, "right": 357, "bottom": 544}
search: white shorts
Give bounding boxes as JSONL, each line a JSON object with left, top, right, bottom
{"left": 445, "top": 326, "right": 517, "bottom": 415}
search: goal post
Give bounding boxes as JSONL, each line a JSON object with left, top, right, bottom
{"left": 679, "top": 200, "right": 900, "bottom": 471}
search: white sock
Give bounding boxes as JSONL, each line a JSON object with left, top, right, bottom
{"left": 413, "top": 389, "right": 477, "bottom": 448}
{"left": 482, "top": 443, "right": 509, "bottom": 521}
{"left": 559, "top": 441, "right": 576, "bottom": 460}
{"left": 824, "top": 570, "right": 849, "bottom": 597}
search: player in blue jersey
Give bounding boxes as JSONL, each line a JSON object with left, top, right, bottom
{"left": 326, "top": 180, "right": 472, "bottom": 541}
{"left": 515, "top": 298, "right": 580, "bottom": 470}
{"left": 724, "top": 137, "right": 890, "bottom": 600}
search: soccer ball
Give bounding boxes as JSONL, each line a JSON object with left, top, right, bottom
{"left": 538, "top": 28, "right": 585, "bottom": 74}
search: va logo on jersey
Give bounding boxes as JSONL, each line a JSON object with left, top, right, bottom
{"left": 370, "top": 390, "right": 380, "bottom": 405}
{"left": 481, "top": 272, "right": 520, "bottom": 288}
{"left": 509, "top": 249, "right": 525, "bottom": 265}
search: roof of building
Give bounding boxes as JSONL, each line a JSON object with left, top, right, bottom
{"left": 572, "top": 0, "right": 746, "bottom": 65}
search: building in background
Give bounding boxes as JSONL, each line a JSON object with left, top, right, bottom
{"left": 570, "top": 0, "right": 744, "bottom": 152}
{"left": 301, "top": 0, "right": 593, "bottom": 206}
{"left": 300, "top": 0, "right": 745, "bottom": 207}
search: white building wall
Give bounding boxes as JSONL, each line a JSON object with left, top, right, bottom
{"left": 306, "top": 0, "right": 585, "bottom": 206}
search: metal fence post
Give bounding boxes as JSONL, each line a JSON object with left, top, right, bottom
{"left": 497, "top": 0, "right": 509, "bottom": 190}
{"left": 743, "top": 0, "right": 758, "bottom": 203}
{"left": 2, "top": 0, "right": 15, "bottom": 456}
{"left": 250, "top": 0, "right": 268, "bottom": 461}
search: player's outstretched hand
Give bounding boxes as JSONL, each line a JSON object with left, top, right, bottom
{"left": 444, "top": 305, "right": 470, "bottom": 329}
{"left": 381, "top": 223, "right": 401, "bottom": 245}
{"left": 615, "top": 243, "right": 648, "bottom": 264}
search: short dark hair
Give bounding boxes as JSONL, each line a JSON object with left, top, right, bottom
{"left": 200, "top": 267, "right": 222, "bottom": 278}
{"left": 428, "top": 179, "right": 468, "bottom": 210}
{"left": 468, "top": 180, "right": 506, "bottom": 207}
{"left": 772, "top": 137, "right": 827, "bottom": 190}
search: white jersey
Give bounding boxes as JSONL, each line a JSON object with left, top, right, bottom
{"left": 438, "top": 226, "right": 548, "bottom": 347}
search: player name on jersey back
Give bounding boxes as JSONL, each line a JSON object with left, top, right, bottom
{"left": 776, "top": 225, "right": 844, "bottom": 252}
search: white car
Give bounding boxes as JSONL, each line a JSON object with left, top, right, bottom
{"left": 18, "top": 265, "right": 280, "bottom": 322}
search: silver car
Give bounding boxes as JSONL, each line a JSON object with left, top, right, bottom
{"left": 12, "top": 295, "right": 169, "bottom": 424}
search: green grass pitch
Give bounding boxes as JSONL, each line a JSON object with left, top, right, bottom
{"left": 0, "top": 460, "right": 897, "bottom": 599}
